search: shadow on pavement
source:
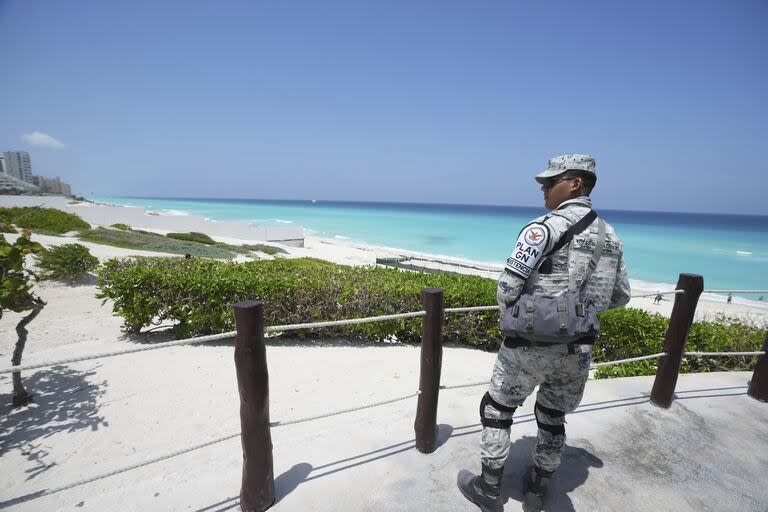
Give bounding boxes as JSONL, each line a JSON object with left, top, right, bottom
{"left": 275, "top": 462, "right": 314, "bottom": 504}
{"left": 0, "top": 364, "right": 108, "bottom": 481}
{"left": 500, "top": 436, "right": 603, "bottom": 512}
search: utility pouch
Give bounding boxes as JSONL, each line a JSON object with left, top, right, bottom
{"left": 500, "top": 212, "right": 605, "bottom": 344}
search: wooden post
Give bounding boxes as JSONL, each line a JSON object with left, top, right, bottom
{"left": 414, "top": 288, "right": 444, "bottom": 454}
{"left": 650, "top": 274, "right": 704, "bottom": 408}
{"left": 747, "top": 332, "right": 768, "bottom": 402}
{"left": 234, "top": 300, "right": 275, "bottom": 512}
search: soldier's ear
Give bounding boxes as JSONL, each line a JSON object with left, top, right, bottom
{"left": 570, "top": 177, "right": 583, "bottom": 195}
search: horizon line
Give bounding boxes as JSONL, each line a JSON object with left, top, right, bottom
{"left": 99, "top": 194, "right": 768, "bottom": 219}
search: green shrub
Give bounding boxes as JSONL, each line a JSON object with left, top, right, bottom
{"left": 35, "top": 243, "right": 100, "bottom": 280}
{"left": 593, "top": 307, "right": 764, "bottom": 378}
{"left": 0, "top": 207, "right": 90, "bottom": 234}
{"left": 96, "top": 257, "right": 765, "bottom": 379}
{"left": 97, "top": 257, "right": 498, "bottom": 341}
{"left": 79, "top": 227, "right": 234, "bottom": 258}
{"left": 241, "top": 243, "right": 287, "bottom": 255}
{"left": 166, "top": 232, "right": 216, "bottom": 245}
{"left": 110, "top": 223, "right": 132, "bottom": 231}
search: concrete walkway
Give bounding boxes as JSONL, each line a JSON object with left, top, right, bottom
{"left": 2, "top": 362, "right": 766, "bottom": 512}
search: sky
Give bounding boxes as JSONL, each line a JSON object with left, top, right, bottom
{"left": 1, "top": 0, "right": 766, "bottom": 214}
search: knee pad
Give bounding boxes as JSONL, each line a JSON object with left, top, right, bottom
{"left": 480, "top": 392, "right": 517, "bottom": 429}
{"left": 534, "top": 401, "right": 565, "bottom": 436}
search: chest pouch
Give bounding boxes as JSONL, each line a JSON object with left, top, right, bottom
{"left": 500, "top": 212, "right": 605, "bottom": 344}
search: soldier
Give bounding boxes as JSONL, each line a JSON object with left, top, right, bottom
{"left": 457, "top": 154, "right": 631, "bottom": 512}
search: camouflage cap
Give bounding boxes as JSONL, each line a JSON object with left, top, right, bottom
{"left": 535, "top": 154, "right": 596, "bottom": 184}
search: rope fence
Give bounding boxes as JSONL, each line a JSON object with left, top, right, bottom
{"left": 4, "top": 286, "right": 766, "bottom": 375}
{"left": 684, "top": 351, "right": 766, "bottom": 357}
{"left": 0, "top": 331, "right": 236, "bottom": 375}
{"left": 444, "top": 305, "right": 498, "bottom": 313}
{"left": 3, "top": 274, "right": 768, "bottom": 510}
{"left": 270, "top": 391, "right": 421, "bottom": 427}
{"left": 590, "top": 352, "right": 667, "bottom": 368}
{"left": 264, "top": 311, "right": 425, "bottom": 333}
{"left": 703, "top": 290, "right": 768, "bottom": 294}
{"left": 4, "top": 431, "right": 242, "bottom": 504}
{"left": 631, "top": 290, "right": 685, "bottom": 299}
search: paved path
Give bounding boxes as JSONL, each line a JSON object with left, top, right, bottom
{"left": 2, "top": 363, "right": 766, "bottom": 511}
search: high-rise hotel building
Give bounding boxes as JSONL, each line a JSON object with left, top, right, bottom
{"left": 2, "top": 151, "right": 34, "bottom": 183}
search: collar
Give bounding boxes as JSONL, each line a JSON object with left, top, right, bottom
{"left": 555, "top": 196, "right": 592, "bottom": 211}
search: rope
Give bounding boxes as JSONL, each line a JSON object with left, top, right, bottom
{"left": 0, "top": 311, "right": 428, "bottom": 374}
{"left": 590, "top": 353, "right": 667, "bottom": 368}
{"left": 265, "top": 311, "right": 426, "bottom": 332}
{"left": 6, "top": 292, "right": 760, "bottom": 374}
{"left": 0, "top": 331, "right": 237, "bottom": 375}
{"left": 631, "top": 290, "right": 685, "bottom": 299}
{"left": 444, "top": 305, "right": 498, "bottom": 314}
{"left": 1, "top": 390, "right": 422, "bottom": 504}
{"left": 10, "top": 203, "right": 46, "bottom": 224}
{"left": 1, "top": 431, "right": 241, "bottom": 505}
{"left": 270, "top": 391, "right": 421, "bottom": 427}
{"left": 441, "top": 380, "right": 489, "bottom": 390}
{"left": 684, "top": 351, "right": 766, "bottom": 357}
{"left": 703, "top": 290, "right": 768, "bottom": 294}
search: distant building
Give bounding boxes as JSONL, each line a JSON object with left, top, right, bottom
{"left": 45, "top": 176, "right": 63, "bottom": 194}
{"left": 3, "top": 151, "right": 34, "bottom": 183}
{"left": 0, "top": 171, "right": 41, "bottom": 194}
{"left": 33, "top": 175, "right": 73, "bottom": 196}
{"left": 0, "top": 151, "right": 73, "bottom": 196}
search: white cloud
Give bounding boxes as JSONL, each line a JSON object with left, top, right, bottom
{"left": 22, "top": 131, "right": 66, "bottom": 149}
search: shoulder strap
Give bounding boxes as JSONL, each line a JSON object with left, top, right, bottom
{"left": 543, "top": 210, "right": 597, "bottom": 259}
{"left": 569, "top": 218, "right": 606, "bottom": 291}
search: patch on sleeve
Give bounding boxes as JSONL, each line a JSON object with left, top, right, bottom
{"left": 504, "top": 223, "right": 549, "bottom": 279}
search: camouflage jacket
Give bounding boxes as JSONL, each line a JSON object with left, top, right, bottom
{"left": 497, "top": 197, "right": 631, "bottom": 313}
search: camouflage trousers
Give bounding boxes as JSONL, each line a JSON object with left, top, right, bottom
{"left": 481, "top": 343, "right": 592, "bottom": 473}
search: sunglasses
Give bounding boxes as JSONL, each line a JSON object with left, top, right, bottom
{"left": 542, "top": 176, "right": 577, "bottom": 190}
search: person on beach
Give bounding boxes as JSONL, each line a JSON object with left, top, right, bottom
{"left": 654, "top": 292, "right": 663, "bottom": 304}
{"left": 727, "top": 292, "right": 733, "bottom": 304}
{"left": 457, "top": 154, "right": 631, "bottom": 512}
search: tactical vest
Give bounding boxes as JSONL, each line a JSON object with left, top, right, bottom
{"left": 500, "top": 211, "right": 606, "bottom": 343}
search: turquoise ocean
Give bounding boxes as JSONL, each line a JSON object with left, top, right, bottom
{"left": 95, "top": 197, "right": 768, "bottom": 301}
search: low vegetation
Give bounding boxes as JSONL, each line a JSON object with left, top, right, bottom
{"left": 1, "top": 208, "right": 287, "bottom": 260}
{"left": 79, "top": 227, "right": 235, "bottom": 258}
{"left": 166, "top": 231, "right": 216, "bottom": 245}
{"left": 0, "top": 206, "right": 90, "bottom": 234}
{"left": 35, "top": 243, "right": 99, "bottom": 280}
{"left": 78, "top": 226, "right": 283, "bottom": 259}
{"left": 240, "top": 243, "right": 287, "bottom": 255}
{"left": 97, "top": 257, "right": 765, "bottom": 378}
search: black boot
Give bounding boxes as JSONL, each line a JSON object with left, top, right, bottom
{"left": 457, "top": 465, "right": 503, "bottom": 512}
{"left": 522, "top": 465, "right": 553, "bottom": 512}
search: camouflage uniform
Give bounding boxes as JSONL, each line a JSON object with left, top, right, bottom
{"left": 482, "top": 195, "right": 631, "bottom": 475}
